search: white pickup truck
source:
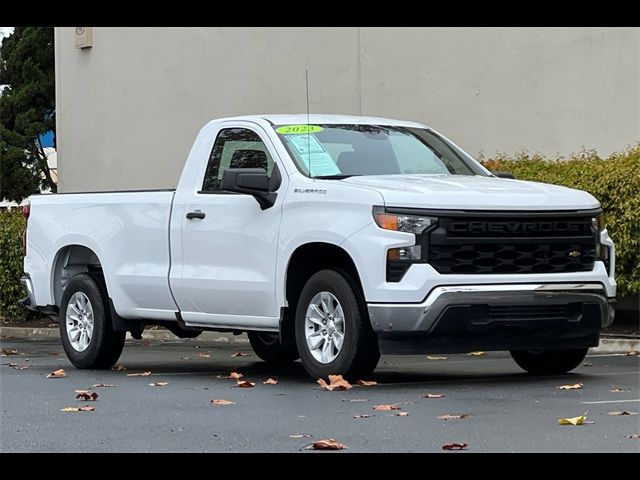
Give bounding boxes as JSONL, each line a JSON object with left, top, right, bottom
{"left": 22, "top": 115, "right": 616, "bottom": 379}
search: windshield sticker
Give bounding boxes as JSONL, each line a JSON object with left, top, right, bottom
{"left": 287, "top": 134, "right": 325, "bottom": 155}
{"left": 283, "top": 134, "right": 341, "bottom": 176}
{"left": 308, "top": 153, "right": 342, "bottom": 176}
{"left": 276, "top": 125, "right": 324, "bottom": 135}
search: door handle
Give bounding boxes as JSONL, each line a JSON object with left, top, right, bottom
{"left": 186, "top": 210, "right": 206, "bottom": 220}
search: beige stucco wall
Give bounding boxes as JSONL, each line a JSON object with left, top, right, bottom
{"left": 55, "top": 27, "right": 640, "bottom": 192}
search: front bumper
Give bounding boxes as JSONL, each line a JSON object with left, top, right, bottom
{"left": 368, "top": 283, "right": 614, "bottom": 354}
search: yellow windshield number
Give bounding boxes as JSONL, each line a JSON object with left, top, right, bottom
{"left": 275, "top": 125, "right": 323, "bottom": 135}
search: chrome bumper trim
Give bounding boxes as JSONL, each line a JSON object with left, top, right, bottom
{"left": 368, "top": 283, "right": 614, "bottom": 333}
{"left": 20, "top": 275, "right": 37, "bottom": 310}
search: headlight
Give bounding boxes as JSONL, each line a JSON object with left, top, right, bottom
{"left": 373, "top": 208, "right": 438, "bottom": 234}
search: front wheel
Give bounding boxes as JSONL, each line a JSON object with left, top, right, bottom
{"left": 248, "top": 331, "right": 299, "bottom": 363}
{"left": 59, "top": 273, "right": 125, "bottom": 369}
{"left": 295, "top": 269, "right": 380, "bottom": 380}
{"left": 510, "top": 348, "right": 588, "bottom": 375}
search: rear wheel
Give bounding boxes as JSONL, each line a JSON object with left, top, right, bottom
{"left": 510, "top": 348, "right": 588, "bottom": 375}
{"left": 248, "top": 331, "right": 299, "bottom": 363}
{"left": 59, "top": 273, "right": 125, "bottom": 369}
{"left": 295, "top": 269, "right": 380, "bottom": 380}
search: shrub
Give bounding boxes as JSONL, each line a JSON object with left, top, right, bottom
{"left": 482, "top": 147, "right": 640, "bottom": 296}
{"left": 0, "top": 209, "right": 27, "bottom": 321}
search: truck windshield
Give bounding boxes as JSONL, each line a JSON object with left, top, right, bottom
{"left": 274, "top": 124, "right": 485, "bottom": 178}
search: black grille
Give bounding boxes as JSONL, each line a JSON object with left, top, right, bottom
{"left": 427, "top": 215, "right": 597, "bottom": 275}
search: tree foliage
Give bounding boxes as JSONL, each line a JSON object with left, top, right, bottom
{"left": 0, "top": 27, "right": 56, "bottom": 202}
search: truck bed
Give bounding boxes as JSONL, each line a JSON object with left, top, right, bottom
{"left": 26, "top": 191, "right": 177, "bottom": 319}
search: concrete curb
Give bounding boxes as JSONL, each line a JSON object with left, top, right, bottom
{"left": 1, "top": 327, "right": 637, "bottom": 352}
{"left": 592, "top": 337, "right": 639, "bottom": 354}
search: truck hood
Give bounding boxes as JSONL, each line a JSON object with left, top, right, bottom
{"left": 342, "top": 175, "right": 600, "bottom": 211}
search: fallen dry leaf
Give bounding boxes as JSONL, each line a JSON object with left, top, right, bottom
{"left": 0, "top": 349, "right": 18, "bottom": 356}
{"left": 442, "top": 443, "right": 468, "bottom": 451}
{"left": 306, "top": 439, "right": 347, "bottom": 450}
{"left": 395, "top": 412, "right": 410, "bottom": 417}
{"left": 627, "top": 434, "right": 640, "bottom": 439}
{"left": 355, "top": 380, "right": 377, "bottom": 386}
{"left": 607, "top": 411, "right": 637, "bottom": 416}
{"left": 289, "top": 433, "right": 312, "bottom": 439}
{"left": 373, "top": 404, "right": 401, "bottom": 411}
{"left": 467, "top": 351, "right": 486, "bottom": 356}
{"left": 47, "top": 352, "right": 60, "bottom": 356}
{"left": 426, "top": 355, "right": 447, "bottom": 360}
{"left": 421, "top": 393, "right": 445, "bottom": 399}
{"left": 438, "top": 414, "right": 471, "bottom": 421}
{"left": 558, "top": 412, "right": 589, "bottom": 426}
{"left": 625, "top": 350, "right": 639, "bottom": 356}
{"left": 4, "top": 363, "right": 28, "bottom": 370}
{"left": 610, "top": 387, "right": 627, "bottom": 393}
{"left": 149, "top": 382, "right": 169, "bottom": 387}
{"left": 140, "top": 340, "right": 151, "bottom": 347}
{"left": 557, "top": 383, "right": 583, "bottom": 390}
{"left": 263, "top": 377, "right": 278, "bottom": 385}
{"left": 353, "top": 414, "right": 374, "bottom": 419}
{"left": 75, "top": 391, "right": 99, "bottom": 401}
{"left": 111, "top": 365, "right": 127, "bottom": 371}
{"left": 60, "top": 406, "right": 95, "bottom": 413}
{"left": 236, "top": 380, "right": 255, "bottom": 388}
{"left": 226, "top": 371, "right": 244, "bottom": 380}
{"left": 126, "top": 371, "right": 152, "bottom": 377}
{"left": 92, "top": 384, "right": 116, "bottom": 388}
{"left": 196, "top": 353, "right": 211, "bottom": 358}
{"left": 317, "top": 375, "right": 353, "bottom": 391}
{"left": 231, "top": 351, "right": 250, "bottom": 357}
{"left": 210, "top": 399, "right": 235, "bottom": 405}
{"left": 46, "top": 369, "right": 66, "bottom": 378}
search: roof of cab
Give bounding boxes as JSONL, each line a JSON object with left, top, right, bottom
{"left": 213, "top": 114, "right": 427, "bottom": 129}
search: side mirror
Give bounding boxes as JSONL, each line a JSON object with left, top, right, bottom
{"left": 221, "top": 166, "right": 281, "bottom": 210}
{"left": 492, "top": 171, "right": 515, "bottom": 179}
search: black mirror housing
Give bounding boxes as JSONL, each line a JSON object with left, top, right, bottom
{"left": 221, "top": 167, "right": 280, "bottom": 210}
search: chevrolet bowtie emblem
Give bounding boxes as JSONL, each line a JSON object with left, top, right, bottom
{"left": 568, "top": 250, "right": 582, "bottom": 258}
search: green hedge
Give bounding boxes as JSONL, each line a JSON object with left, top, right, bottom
{"left": 0, "top": 209, "right": 27, "bottom": 320}
{"left": 482, "top": 147, "right": 640, "bottom": 296}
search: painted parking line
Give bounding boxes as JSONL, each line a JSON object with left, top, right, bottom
{"left": 581, "top": 399, "right": 640, "bottom": 404}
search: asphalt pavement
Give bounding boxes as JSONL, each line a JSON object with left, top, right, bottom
{"left": 1, "top": 337, "right": 638, "bottom": 452}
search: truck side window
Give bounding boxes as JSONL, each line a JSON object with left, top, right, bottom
{"left": 201, "top": 128, "right": 274, "bottom": 192}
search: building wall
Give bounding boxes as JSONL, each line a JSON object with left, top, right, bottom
{"left": 55, "top": 27, "right": 640, "bottom": 192}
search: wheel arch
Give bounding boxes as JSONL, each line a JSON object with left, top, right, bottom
{"left": 281, "top": 242, "right": 366, "bottom": 345}
{"left": 51, "top": 244, "right": 104, "bottom": 307}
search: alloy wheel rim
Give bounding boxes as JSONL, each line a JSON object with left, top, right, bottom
{"left": 65, "top": 292, "right": 94, "bottom": 352}
{"left": 304, "top": 291, "right": 345, "bottom": 364}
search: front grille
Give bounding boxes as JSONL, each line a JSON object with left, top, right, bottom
{"left": 427, "top": 214, "right": 597, "bottom": 275}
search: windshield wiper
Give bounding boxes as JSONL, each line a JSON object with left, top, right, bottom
{"left": 314, "top": 174, "right": 359, "bottom": 180}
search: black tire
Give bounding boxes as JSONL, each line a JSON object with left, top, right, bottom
{"left": 510, "top": 348, "right": 588, "bottom": 375}
{"left": 248, "top": 331, "right": 299, "bottom": 363}
{"left": 295, "top": 269, "right": 380, "bottom": 380}
{"left": 59, "top": 273, "right": 125, "bottom": 369}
